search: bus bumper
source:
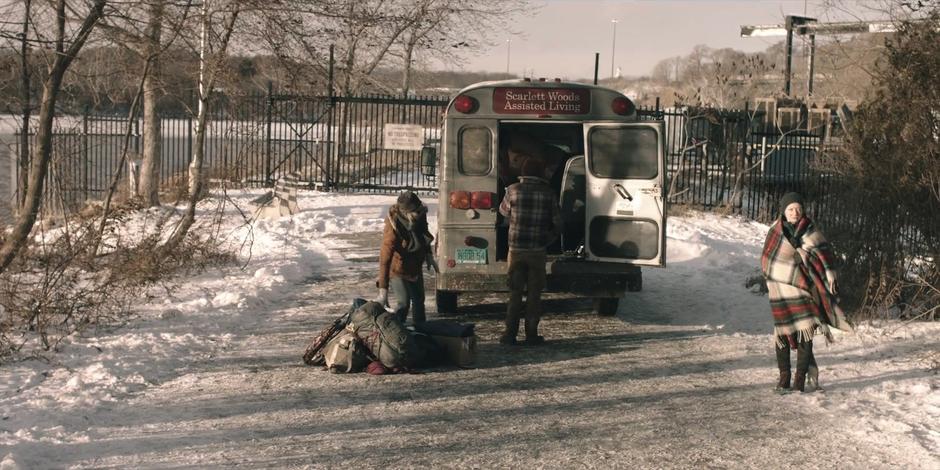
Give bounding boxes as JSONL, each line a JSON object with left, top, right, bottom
{"left": 436, "top": 258, "right": 642, "bottom": 297}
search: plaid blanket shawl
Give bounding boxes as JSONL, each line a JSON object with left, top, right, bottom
{"left": 761, "top": 217, "right": 852, "bottom": 347}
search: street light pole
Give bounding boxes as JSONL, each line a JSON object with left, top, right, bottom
{"left": 506, "top": 39, "right": 511, "bottom": 74}
{"left": 610, "top": 19, "right": 619, "bottom": 79}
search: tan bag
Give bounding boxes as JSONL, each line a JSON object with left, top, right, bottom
{"left": 323, "top": 329, "right": 371, "bottom": 373}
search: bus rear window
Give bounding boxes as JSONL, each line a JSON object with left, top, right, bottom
{"left": 459, "top": 127, "right": 492, "bottom": 175}
{"left": 589, "top": 127, "right": 658, "bottom": 179}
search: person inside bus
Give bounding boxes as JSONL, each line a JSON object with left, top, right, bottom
{"left": 497, "top": 137, "right": 529, "bottom": 185}
{"left": 376, "top": 191, "right": 439, "bottom": 325}
{"left": 498, "top": 158, "right": 562, "bottom": 346}
{"left": 498, "top": 132, "right": 565, "bottom": 187}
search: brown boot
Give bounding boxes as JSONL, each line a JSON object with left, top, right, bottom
{"left": 498, "top": 334, "right": 518, "bottom": 346}
{"left": 774, "top": 370, "right": 791, "bottom": 394}
{"left": 793, "top": 370, "right": 806, "bottom": 393}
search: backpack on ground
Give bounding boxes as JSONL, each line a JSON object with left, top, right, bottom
{"left": 303, "top": 298, "right": 367, "bottom": 366}
{"left": 349, "top": 301, "right": 424, "bottom": 369}
{"left": 322, "top": 329, "right": 372, "bottom": 373}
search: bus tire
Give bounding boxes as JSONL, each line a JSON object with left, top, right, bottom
{"left": 593, "top": 297, "right": 619, "bottom": 316}
{"left": 436, "top": 291, "right": 458, "bottom": 314}
{"left": 627, "top": 270, "right": 643, "bottom": 292}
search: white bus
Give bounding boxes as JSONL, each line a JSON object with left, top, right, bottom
{"left": 429, "top": 79, "right": 666, "bottom": 315}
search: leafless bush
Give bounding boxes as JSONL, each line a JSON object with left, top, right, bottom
{"left": 0, "top": 200, "right": 236, "bottom": 363}
{"left": 811, "top": 14, "right": 939, "bottom": 323}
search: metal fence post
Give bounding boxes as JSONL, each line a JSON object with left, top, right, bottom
{"left": 265, "top": 81, "right": 273, "bottom": 185}
{"left": 326, "top": 44, "right": 334, "bottom": 191}
{"left": 184, "top": 87, "right": 194, "bottom": 177}
{"left": 133, "top": 109, "right": 140, "bottom": 156}
{"left": 82, "top": 106, "right": 89, "bottom": 201}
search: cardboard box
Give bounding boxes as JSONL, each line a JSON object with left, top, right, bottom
{"left": 431, "top": 334, "right": 477, "bottom": 368}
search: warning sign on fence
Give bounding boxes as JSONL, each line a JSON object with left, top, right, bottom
{"left": 383, "top": 124, "right": 424, "bottom": 151}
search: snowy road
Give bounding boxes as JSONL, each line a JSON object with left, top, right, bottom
{"left": 1, "top": 192, "right": 937, "bottom": 469}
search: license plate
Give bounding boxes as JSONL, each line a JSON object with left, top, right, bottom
{"left": 455, "top": 247, "right": 487, "bottom": 264}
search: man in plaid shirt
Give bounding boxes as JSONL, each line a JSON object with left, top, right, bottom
{"left": 498, "top": 158, "right": 561, "bottom": 345}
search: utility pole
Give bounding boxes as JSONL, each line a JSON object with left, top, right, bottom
{"left": 740, "top": 17, "right": 898, "bottom": 97}
{"left": 610, "top": 19, "right": 618, "bottom": 78}
{"left": 784, "top": 15, "right": 815, "bottom": 96}
{"left": 806, "top": 32, "right": 816, "bottom": 95}
{"left": 593, "top": 52, "right": 599, "bottom": 85}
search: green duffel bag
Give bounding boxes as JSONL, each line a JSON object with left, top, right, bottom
{"left": 349, "top": 301, "right": 423, "bottom": 369}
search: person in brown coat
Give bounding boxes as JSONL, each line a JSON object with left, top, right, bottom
{"left": 376, "top": 191, "right": 438, "bottom": 324}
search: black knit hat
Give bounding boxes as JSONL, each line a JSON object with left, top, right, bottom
{"left": 779, "top": 192, "right": 804, "bottom": 214}
{"left": 397, "top": 191, "right": 421, "bottom": 212}
{"left": 521, "top": 158, "right": 545, "bottom": 177}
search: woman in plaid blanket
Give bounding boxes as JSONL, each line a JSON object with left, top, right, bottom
{"left": 761, "top": 192, "right": 853, "bottom": 393}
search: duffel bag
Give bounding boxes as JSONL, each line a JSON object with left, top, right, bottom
{"left": 349, "top": 301, "right": 423, "bottom": 369}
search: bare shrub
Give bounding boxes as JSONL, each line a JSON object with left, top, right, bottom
{"left": 0, "top": 199, "right": 236, "bottom": 362}
{"left": 819, "top": 14, "right": 940, "bottom": 322}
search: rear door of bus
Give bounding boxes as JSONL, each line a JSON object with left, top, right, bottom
{"left": 582, "top": 122, "right": 666, "bottom": 266}
{"left": 444, "top": 119, "right": 500, "bottom": 266}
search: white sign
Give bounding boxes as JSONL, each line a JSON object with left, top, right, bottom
{"left": 383, "top": 124, "right": 424, "bottom": 151}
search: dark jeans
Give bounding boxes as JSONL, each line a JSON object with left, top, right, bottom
{"left": 505, "top": 249, "right": 547, "bottom": 340}
{"left": 390, "top": 276, "right": 425, "bottom": 324}
{"left": 775, "top": 335, "right": 817, "bottom": 373}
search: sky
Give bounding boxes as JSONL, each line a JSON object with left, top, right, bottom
{"left": 451, "top": 0, "right": 882, "bottom": 80}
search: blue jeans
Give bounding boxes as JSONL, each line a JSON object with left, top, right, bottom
{"left": 390, "top": 276, "right": 426, "bottom": 324}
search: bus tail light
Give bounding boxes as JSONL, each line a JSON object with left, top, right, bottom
{"left": 450, "top": 190, "right": 471, "bottom": 209}
{"left": 453, "top": 95, "right": 478, "bottom": 114}
{"left": 470, "top": 191, "right": 494, "bottom": 209}
{"left": 612, "top": 97, "right": 634, "bottom": 115}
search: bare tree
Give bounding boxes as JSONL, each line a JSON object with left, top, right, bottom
{"left": 95, "top": 0, "right": 194, "bottom": 207}
{"left": 834, "top": 9, "right": 940, "bottom": 313}
{"left": 243, "top": 0, "right": 415, "bottom": 95}
{"left": 159, "top": 0, "right": 240, "bottom": 254}
{"left": 396, "top": 0, "right": 445, "bottom": 95}
{"left": 243, "top": 0, "right": 530, "bottom": 96}
{"left": 16, "top": 0, "right": 32, "bottom": 211}
{"left": 0, "top": 0, "right": 37, "bottom": 213}
{"left": 233, "top": 1, "right": 330, "bottom": 92}
{"left": 668, "top": 45, "right": 780, "bottom": 109}
{"left": 135, "top": 1, "right": 167, "bottom": 207}
{"left": 392, "top": 0, "right": 532, "bottom": 96}
{"left": 329, "top": 0, "right": 417, "bottom": 95}
{"left": 668, "top": 53, "right": 782, "bottom": 210}
{"left": 0, "top": 0, "right": 107, "bottom": 274}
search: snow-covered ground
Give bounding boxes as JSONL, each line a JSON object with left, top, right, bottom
{"left": 0, "top": 190, "right": 937, "bottom": 469}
